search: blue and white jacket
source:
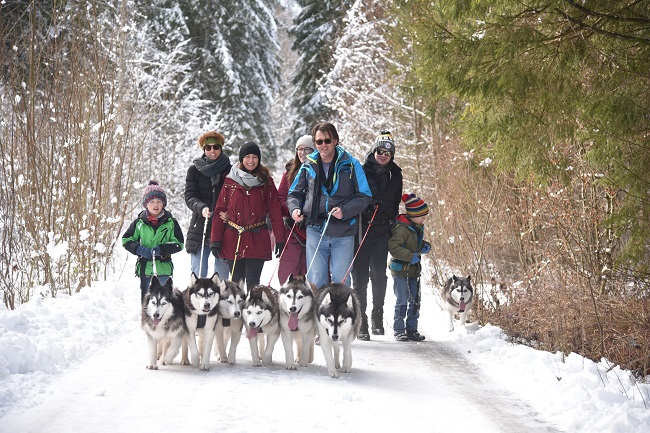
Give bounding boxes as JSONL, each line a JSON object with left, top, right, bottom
{"left": 287, "top": 146, "right": 372, "bottom": 238}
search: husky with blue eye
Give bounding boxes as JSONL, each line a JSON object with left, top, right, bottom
{"left": 316, "top": 282, "right": 361, "bottom": 378}
{"left": 180, "top": 272, "right": 220, "bottom": 370}
{"left": 141, "top": 276, "right": 187, "bottom": 370}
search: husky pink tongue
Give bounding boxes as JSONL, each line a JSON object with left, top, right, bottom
{"left": 288, "top": 312, "right": 299, "bottom": 331}
{"left": 459, "top": 301, "right": 466, "bottom": 312}
{"left": 153, "top": 318, "right": 161, "bottom": 326}
{"left": 247, "top": 327, "right": 258, "bottom": 340}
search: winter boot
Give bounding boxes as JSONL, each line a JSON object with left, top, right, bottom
{"left": 394, "top": 331, "right": 409, "bottom": 342}
{"left": 357, "top": 313, "right": 370, "bottom": 341}
{"left": 371, "top": 307, "right": 384, "bottom": 335}
{"left": 406, "top": 330, "right": 426, "bottom": 341}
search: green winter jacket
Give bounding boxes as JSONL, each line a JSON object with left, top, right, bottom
{"left": 388, "top": 214, "right": 429, "bottom": 278}
{"left": 122, "top": 209, "right": 184, "bottom": 277}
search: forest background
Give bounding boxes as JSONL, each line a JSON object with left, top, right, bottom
{"left": 1, "top": 1, "right": 648, "bottom": 380}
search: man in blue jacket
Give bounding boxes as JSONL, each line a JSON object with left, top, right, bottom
{"left": 287, "top": 123, "right": 372, "bottom": 290}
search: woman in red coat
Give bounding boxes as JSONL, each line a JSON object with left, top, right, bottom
{"left": 210, "top": 142, "right": 285, "bottom": 289}
{"left": 277, "top": 135, "right": 313, "bottom": 285}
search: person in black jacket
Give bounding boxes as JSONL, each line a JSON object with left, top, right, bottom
{"left": 184, "top": 131, "right": 232, "bottom": 279}
{"left": 351, "top": 131, "right": 403, "bottom": 340}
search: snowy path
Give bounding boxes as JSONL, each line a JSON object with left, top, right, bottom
{"left": 0, "top": 309, "right": 560, "bottom": 433}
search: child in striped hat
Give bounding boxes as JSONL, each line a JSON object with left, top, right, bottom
{"left": 387, "top": 193, "right": 432, "bottom": 341}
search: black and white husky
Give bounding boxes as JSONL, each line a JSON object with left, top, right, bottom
{"left": 180, "top": 272, "right": 220, "bottom": 370}
{"left": 316, "top": 283, "right": 361, "bottom": 378}
{"left": 141, "top": 276, "right": 187, "bottom": 370}
{"left": 442, "top": 275, "right": 474, "bottom": 332}
{"left": 243, "top": 284, "right": 281, "bottom": 367}
{"left": 214, "top": 278, "right": 246, "bottom": 365}
{"left": 279, "top": 274, "right": 317, "bottom": 370}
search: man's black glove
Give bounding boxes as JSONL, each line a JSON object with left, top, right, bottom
{"left": 210, "top": 242, "right": 222, "bottom": 258}
{"left": 275, "top": 242, "right": 286, "bottom": 258}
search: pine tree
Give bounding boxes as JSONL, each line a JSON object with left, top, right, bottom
{"left": 321, "top": 0, "right": 415, "bottom": 158}
{"left": 286, "top": 0, "right": 352, "bottom": 145}
{"left": 396, "top": 0, "right": 650, "bottom": 274}
{"left": 180, "top": 0, "right": 282, "bottom": 159}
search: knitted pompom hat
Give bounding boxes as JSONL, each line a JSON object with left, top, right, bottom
{"left": 142, "top": 180, "right": 167, "bottom": 208}
{"left": 402, "top": 193, "right": 429, "bottom": 217}
{"left": 373, "top": 130, "right": 395, "bottom": 156}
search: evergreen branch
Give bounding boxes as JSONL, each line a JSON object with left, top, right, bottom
{"left": 564, "top": 0, "right": 650, "bottom": 24}
{"left": 557, "top": 4, "right": 650, "bottom": 43}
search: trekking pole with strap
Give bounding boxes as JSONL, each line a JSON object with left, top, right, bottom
{"left": 305, "top": 209, "right": 335, "bottom": 277}
{"left": 266, "top": 221, "right": 297, "bottom": 286}
{"left": 341, "top": 205, "right": 378, "bottom": 283}
{"left": 198, "top": 217, "right": 209, "bottom": 277}
{"left": 151, "top": 248, "right": 158, "bottom": 277}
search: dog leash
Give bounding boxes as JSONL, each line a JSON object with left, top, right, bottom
{"left": 198, "top": 217, "right": 209, "bottom": 277}
{"left": 267, "top": 220, "right": 296, "bottom": 286}
{"left": 305, "top": 209, "right": 335, "bottom": 278}
{"left": 229, "top": 224, "right": 245, "bottom": 277}
{"left": 341, "top": 205, "right": 378, "bottom": 283}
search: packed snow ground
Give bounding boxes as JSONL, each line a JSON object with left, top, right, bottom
{"left": 0, "top": 251, "right": 649, "bottom": 433}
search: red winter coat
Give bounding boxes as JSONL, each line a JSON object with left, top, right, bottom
{"left": 277, "top": 169, "right": 308, "bottom": 284}
{"left": 211, "top": 176, "right": 285, "bottom": 261}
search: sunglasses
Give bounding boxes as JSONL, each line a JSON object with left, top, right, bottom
{"left": 315, "top": 138, "right": 333, "bottom": 146}
{"left": 376, "top": 149, "right": 392, "bottom": 156}
{"left": 204, "top": 144, "right": 221, "bottom": 151}
{"left": 297, "top": 147, "right": 314, "bottom": 154}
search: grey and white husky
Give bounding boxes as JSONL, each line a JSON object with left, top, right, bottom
{"left": 214, "top": 278, "right": 246, "bottom": 365}
{"left": 180, "top": 272, "right": 220, "bottom": 370}
{"left": 279, "top": 274, "right": 317, "bottom": 370}
{"left": 316, "top": 282, "right": 361, "bottom": 378}
{"left": 442, "top": 275, "right": 474, "bottom": 332}
{"left": 243, "top": 284, "right": 281, "bottom": 367}
{"left": 141, "top": 276, "right": 187, "bottom": 370}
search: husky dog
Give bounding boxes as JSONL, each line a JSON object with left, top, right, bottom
{"left": 442, "top": 275, "right": 474, "bottom": 332}
{"left": 279, "top": 274, "right": 318, "bottom": 370}
{"left": 316, "top": 283, "right": 361, "bottom": 378}
{"left": 243, "top": 284, "right": 281, "bottom": 367}
{"left": 180, "top": 272, "right": 220, "bottom": 370}
{"left": 213, "top": 278, "right": 246, "bottom": 365}
{"left": 141, "top": 276, "right": 187, "bottom": 370}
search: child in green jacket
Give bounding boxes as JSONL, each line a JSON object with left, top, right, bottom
{"left": 122, "top": 180, "right": 184, "bottom": 302}
{"left": 388, "top": 193, "right": 431, "bottom": 341}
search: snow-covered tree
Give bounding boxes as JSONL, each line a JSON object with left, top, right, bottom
{"left": 179, "top": 0, "right": 282, "bottom": 160}
{"left": 286, "top": 0, "right": 352, "bottom": 146}
{"left": 321, "top": 0, "right": 414, "bottom": 158}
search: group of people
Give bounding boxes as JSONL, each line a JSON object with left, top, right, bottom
{"left": 122, "top": 122, "right": 431, "bottom": 342}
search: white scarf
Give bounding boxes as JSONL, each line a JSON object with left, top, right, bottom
{"left": 228, "top": 165, "right": 264, "bottom": 188}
